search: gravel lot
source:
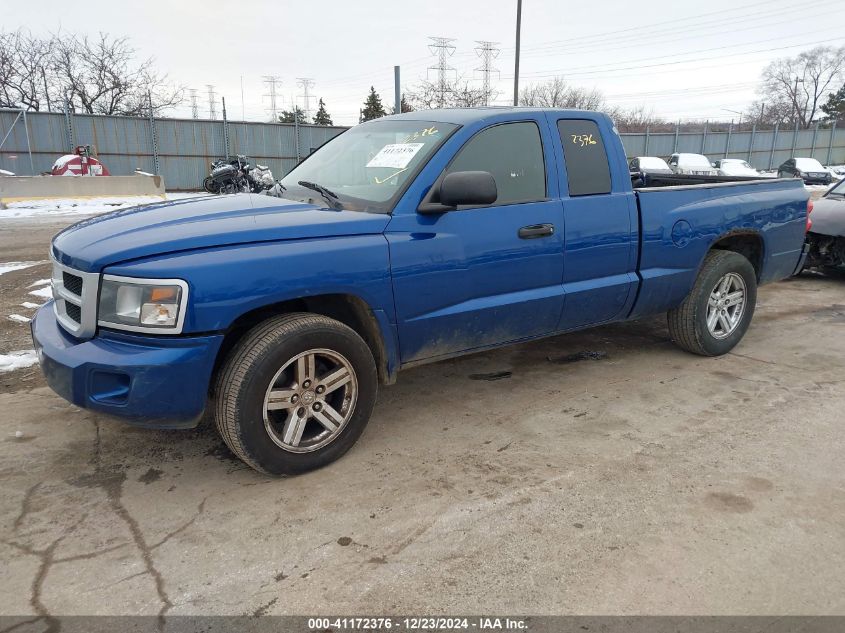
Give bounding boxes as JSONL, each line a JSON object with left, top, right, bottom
{"left": 1, "top": 201, "right": 844, "bottom": 618}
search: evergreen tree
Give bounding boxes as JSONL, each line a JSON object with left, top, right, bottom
{"left": 278, "top": 107, "right": 307, "bottom": 124}
{"left": 361, "top": 86, "right": 387, "bottom": 122}
{"left": 313, "top": 98, "right": 333, "bottom": 125}
{"left": 391, "top": 95, "right": 414, "bottom": 115}
{"left": 821, "top": 85, "right": 845, "bottom": 123}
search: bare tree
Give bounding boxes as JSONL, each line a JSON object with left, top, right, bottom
{"left": 0, "top": 29, "right": 56, "bottom": 110}
{"left": 755, "top": 46, "right": 845, "bottom": 128}
{"left": 518, "top": 77, "right": 604, "bottom": 110}
{"left": 406, "top": 76, "right": 494, "bottom": 110}
{"left": 53, "top": 33, "right": 184, "bottom": 116}
{"left": 0, "top": 29, "right": 183, "bottom": 116}
{"left": 608, "top": 105, "right": 667, "bottom": 133}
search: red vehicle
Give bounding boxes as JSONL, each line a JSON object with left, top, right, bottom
{"left": 50, "top": 145, "right": 110, "bottom": 176}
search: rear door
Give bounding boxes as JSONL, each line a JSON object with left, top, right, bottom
{"left": 552, "top": 116, "right": 639, "bottom": 330}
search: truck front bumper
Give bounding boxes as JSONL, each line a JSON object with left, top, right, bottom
{"left": 31, "top": 302, "right": 224, "bottom": 429}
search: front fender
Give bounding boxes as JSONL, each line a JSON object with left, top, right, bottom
{"left": 104, "top": 235, "right": 396, "bottom": 333}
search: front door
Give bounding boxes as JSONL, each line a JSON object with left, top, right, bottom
{"left": 386, "top": 120, "right": 565, "bottom": 364}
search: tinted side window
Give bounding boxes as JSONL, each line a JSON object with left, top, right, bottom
{"left": 557, "top": 119, "right": 612, "bottom": 196}
{"left": 447, "top": 121, "right": 546, "bottom": 205}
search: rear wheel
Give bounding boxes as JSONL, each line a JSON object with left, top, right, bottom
{"left": 667, "top": 250, "right": 757, "bottom": 356}
{"left": 214, "top": 313, "right": 378, "bottom": 475}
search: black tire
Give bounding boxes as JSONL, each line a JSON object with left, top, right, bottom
{"left": 203, "top": 176, "right": 218, "bottom": 194}
{"left": 214, "top": 313, "right": 378, "bottom": 475}
{"left": 667, "top": 250, "right": 758, "bottom": 357}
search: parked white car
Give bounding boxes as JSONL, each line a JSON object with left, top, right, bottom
{"left": 628, "top": 156, "right": 673, "bottom": 174}
{"left": 713, "top": 159, "right": 759, "bottom": 177}
{"left": 668, "top": 153, "right": 719, "bottom": 176}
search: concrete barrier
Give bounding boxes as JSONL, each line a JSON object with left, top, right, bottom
{"left": 0, "top": 175, "right": 166, "bottom": 204}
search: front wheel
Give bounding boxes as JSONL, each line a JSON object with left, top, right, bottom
{"left": 203, "top": 176, "right": 219, "bottom": 194}
{"left": 667, "top": 250, "right": 758, "bottom": 356}
{"left": 214, "top": 313, "right": 378, "bottom": 475}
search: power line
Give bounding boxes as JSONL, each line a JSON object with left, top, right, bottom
{"left": 205, "top": 85, "right": 217, "bottom": 119}
{"left": 428, "top": 36, "right": 457, "bottom": 108}
{"left": 189, "top": 88, "right": 199, "bottom": 119}
{"left": 474, "top": 41, "right": 500, "bottom": 106}
{"left": 262, "top": 75, "right": 283, "bottom": 122}
{"left": 517, "top": 0, "right": 843, "bottom": 59}
{"left": 504, "top": 33, "right": 845, "bottom": 81}
{"left": 296, "top": 78, "right": 315, "bottom": 121}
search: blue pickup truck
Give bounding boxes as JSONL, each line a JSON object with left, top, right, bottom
{"left": 32, "top": 108, "right": 810, "bottom": 475}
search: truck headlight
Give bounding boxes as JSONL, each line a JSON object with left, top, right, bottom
{"left": 98, "top": 275, "right": 189, "bottom": 334}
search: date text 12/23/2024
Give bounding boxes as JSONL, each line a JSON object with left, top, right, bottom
{"left": 307, "top": 617, "right": 527, "bottom": 630}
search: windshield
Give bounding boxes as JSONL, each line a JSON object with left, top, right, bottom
{"left": 828, "top": 178, "right": 845, "bottom": 195}
{"left": 638, "top": 157, "right": 669, "bottom": 170}
{"left": 795, "top": 157, "right": 825, "bottom": 171}
{"left": 278, "top": 119, "right": 457, "bottom": 212}
{"left": 722, "top": 159, "right": 752, "bottom": 169}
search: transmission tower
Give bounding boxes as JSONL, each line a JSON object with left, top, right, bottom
{"left": 189, "top": 89, "right": 199, "bottom": 119}
{"left": 262, "top": 75, "right": 283, "bottom": 121}
{"left": 427, "top": 36, "right": 456, "bottom": 108}
{"left": 296, "top": 78, "right": 315, "bottom": 121}
{"left": 474, "top": 41, "right": 500, "bottom": 106}
{"left": 205, "top": 85, "right": 217, "bottom": 119}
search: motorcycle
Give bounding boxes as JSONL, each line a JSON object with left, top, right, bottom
{"left": 202, "top": 155, "right": 274, "bottom": 194}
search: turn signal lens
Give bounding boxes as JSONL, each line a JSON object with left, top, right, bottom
{"left": 150, "top": 287, "right": 178, "bottom": 302}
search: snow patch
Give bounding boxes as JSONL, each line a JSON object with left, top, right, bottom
{"left": 0, "top": 192, "right": 209, "bottom": 220}
{"left": 0, "top": 261, "right": 40, "bottom": 276}
{"left": 8, "top": 314, "right": 30, "bottom": 323}
{"left": 0, "top": 350, "right": 39, "bottom": 373}
{"left": 29, "top": 286, "right": 52, "bottom": 299}
{"left": 21, "top": 302, "right": 40, "bottom": 309}
{"left": 51, "top": 154, "right": 79, "bottom": 171}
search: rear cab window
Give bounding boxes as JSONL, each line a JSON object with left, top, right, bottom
{"left": 556, "top": 119, "right": 612, "bottom": 196}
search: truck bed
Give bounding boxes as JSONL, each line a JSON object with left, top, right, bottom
{"left": 627, "top": 176, "right": 809, "bottom": 320}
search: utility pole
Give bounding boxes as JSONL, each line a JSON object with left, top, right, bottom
{"left": 427, "top": 36, "right": 457, "bottom": 108}
{"left": 513, "top": 0, "right": 523, "bottom": 106}
{"left": 206, "top": 84, "right": 217, "bottom": 119}
{"left": 475, "top": 41, "right": 500, "bottom": 106}
{"left": 262, "top": 75, "right": 282, "bottom": 122}
{"left": 240, "top": 76, "right": 245, "bottom": 121}
{"left": 189, "top": 89, "right": 199, "bottom": 119}
{"left": 394, "top": 65, "right": 401, "bottom": 114}
{"left": 296, "top": 78, "right": 315, "bottom": 121}
{"left": 793, "top": 76, "right": 805, "bottom": 127}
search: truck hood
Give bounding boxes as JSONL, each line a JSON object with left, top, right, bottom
{"left": 52, "top": 193, "right": 391, "bottom": 272}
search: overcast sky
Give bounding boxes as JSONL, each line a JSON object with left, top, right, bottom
{"left": 6, "top": 0, "right": 845, "bottom": 125}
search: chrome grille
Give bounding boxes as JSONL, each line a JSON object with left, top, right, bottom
{"left": 51, "top": 257, "right": 100, "bottom": 339}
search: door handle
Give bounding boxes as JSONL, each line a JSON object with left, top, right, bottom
{"left": 518, "top": 223, "right": 555, "bottom": 239}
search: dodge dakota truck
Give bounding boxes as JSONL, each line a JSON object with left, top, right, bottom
{"left": 32, "top": 108, "right": 810, "bottom": 475}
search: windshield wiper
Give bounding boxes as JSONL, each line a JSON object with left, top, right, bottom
{"left": 298, "top": 180, "right": 342, "bottom": 209}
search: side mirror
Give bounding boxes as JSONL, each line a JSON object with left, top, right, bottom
{"left": 437, "top": 171, "right": 498, "bottom": 209}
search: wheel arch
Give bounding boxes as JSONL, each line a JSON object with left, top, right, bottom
{"left": 211, "top": 293, "right": 396, "bottom": 392}
{"left": 706, "top": 230, "right": 765, "bottom": 281}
